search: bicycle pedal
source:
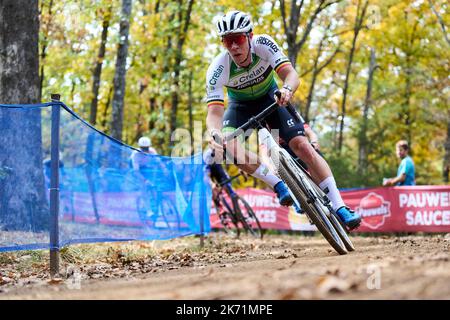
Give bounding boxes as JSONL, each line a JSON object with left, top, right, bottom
{"left": 347, "top": 220, "right": 361, "bottom": 231}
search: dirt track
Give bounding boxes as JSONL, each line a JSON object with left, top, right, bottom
{"left": 1, "top": 233, "right": 449, "bottom": 300}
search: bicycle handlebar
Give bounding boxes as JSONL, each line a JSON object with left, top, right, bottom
{"left": 224, "top": 90, "right": 282, "bottom": 142}
{"left": 210, "top": 89, "right": 282, "bottom": 158}
{"left": 218, "top": 173, "right": 243, "bottom": 187}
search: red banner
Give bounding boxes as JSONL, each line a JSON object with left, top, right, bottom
{"left": 344, "top": 185, "right": 450, "bottom": 232}
{"left": 210, "top": 185, "right": 450, "bottom": 233}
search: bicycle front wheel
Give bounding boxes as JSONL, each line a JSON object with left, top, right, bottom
{"left": 278, "top": 152, "right": 347, "bottom": 255}
{"left": 305, "top": 168, "right": 355, "bottom": 252}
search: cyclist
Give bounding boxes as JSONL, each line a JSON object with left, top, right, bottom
{"left": 205, "top": 10, "right": 361, "bottom": 229}
{"left": 130, "top": 136, "right": 157, "bottom": 170}
{"left": 204, "top": 148, "right": 235, "bottom": 195}
{"left": 130, "top": 136, "right": 162, "bottom": 220}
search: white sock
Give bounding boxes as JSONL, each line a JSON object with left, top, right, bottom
{"left": 251, "top": 164, "right": 281, "bottom": 188}
{"left": 319, "top": 176, "right": 345, "bottom": 211}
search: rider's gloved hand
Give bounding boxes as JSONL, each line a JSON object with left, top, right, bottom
{"left": 208, "top": 129, "right": 225, "bottom": 163}
{"left": 275, "top": 86, "right": 293, "bottom": 106}
{"left": 311, "top": 141, "right": 320, "bottom": 151}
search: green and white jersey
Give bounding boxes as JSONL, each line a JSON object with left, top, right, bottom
{"left": 206, "top": 34, "right": 291, "bottom": 107}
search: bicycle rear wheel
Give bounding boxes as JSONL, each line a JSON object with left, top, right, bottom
{"left": 278, "top": 152, "right": 347, "bottom": 255}
{"left": 136, "top": 195, "right": 151, "bottom": 226}
{"left": 219, "top": 195, "right": 240, "bottom": 237}
{"left": 235, "top": 195, "right": 263, "bottom": 239}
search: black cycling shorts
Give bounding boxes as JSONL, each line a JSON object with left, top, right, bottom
{"left": 208, "top": 163, "right": 230, "bottom": 185}
{"left": 222, "top": 89, "right": 305, "bottom": 144}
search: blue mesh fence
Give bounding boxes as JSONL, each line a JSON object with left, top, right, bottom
{"left": 0, "top": 102, "right": 211, "bottom": 252}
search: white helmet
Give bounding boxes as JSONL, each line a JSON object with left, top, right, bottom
{"left": 138, "top": 136, "right": 151, "bottom": 147}
{"left": 216, "top": 11, "right": 253, "bottom": 37}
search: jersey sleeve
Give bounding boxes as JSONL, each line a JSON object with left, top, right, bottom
{"left": 205, "top": 56, "right": 227, "bottom": 108}
{"left": 254, "top": 34, "right": 291, "bottom": 74}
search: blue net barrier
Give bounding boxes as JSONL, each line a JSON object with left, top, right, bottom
{"left": 0, "top": 102, "right": 211, "bottom": 252}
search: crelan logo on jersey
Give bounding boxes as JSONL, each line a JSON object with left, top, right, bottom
{"left": 209, "top": 65, "right": 224, "bottom": 86}
{"left": 356, "top": 192, "right": 391, "bottom": 229}
{"left": 238, "top": 65, "right": 265, "bottom": 83}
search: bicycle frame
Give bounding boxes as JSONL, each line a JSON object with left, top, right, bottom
{"left": 220, "top": 92, "right": 353, "bottom": 252}
{"left": 258, "top": 128, "right": 304, "bottom": 212}
{"left": 214, "top": 177, "right": 243, "bottom": 221}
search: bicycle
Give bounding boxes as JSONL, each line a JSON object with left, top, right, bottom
{"left": 135, "top": 171, "right": 181, "bottom": 231}
{"left": 218, "top": 90, "right": 355, "bottom": 255}
{"left": 212, "top": 172, "right": 264, "bottom": 239}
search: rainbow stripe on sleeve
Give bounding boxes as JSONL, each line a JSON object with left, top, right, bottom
{"left": 275, "top": 61, "right": 291, "bottom": 74}
{"left": 207, "top": 100, "right": 225, "bottom": 108}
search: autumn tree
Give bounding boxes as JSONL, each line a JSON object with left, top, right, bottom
{"left": 110, "top": 0, "right": 133, "bottom": 141}
{"left": 0, "top": 0, "right": 49, "bottom": 231}
{"left": 90, "top": 4, "right": 113, "bottom": 126}
{"left": 337, "top": 0, "right": 369, "bottom": 154}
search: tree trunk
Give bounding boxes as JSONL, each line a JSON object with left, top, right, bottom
{"left": 0, "top": 0, "right": 49, "bottom": 231}
{"left": 110, "top": 0, "right": 132, "bottom": 141}
{"left": 404, "top": 57, "right": 412, "bottom": 145}
{"left": 428, "top": 0, "right": 450, "bottom": 46}
{"left": 101, "top": 85, "right": 114, "bottom": 132}
{"left": 400, "top": 13, "right": 420, "bottom": 147}
{"left": 444, "top": 110, "right": 450, "bottom": 183}
{"left": 338, "top": 0, "right": 368, "bottom": 154}
{"left": 358, "top": 48, "right": 378, "bottom": 179}
{"left": 168, "top": 0, "right": 194, "bottom": 147}
{"left": 304, "top": 26, "right": 339, "bottom": 122}
{"left": 188, "top": 71, "right": 194, "bottom": 153}
{"left": 133, "top": 105, "right": 144, "bottom": 143}
{"left": 38, "top": 0, "right": 54, "bottom": 102}
{"left": 148, "top": 97, "right": 156, "bottom": 131}
{"left": 280, "top": 0, "right": 340, "bottom": 68}
{"left": 89, "top": 6, "right": 112, "bottom": 126}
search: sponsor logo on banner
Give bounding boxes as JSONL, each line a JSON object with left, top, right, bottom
{"left": 356, "top": 192, "right": 391, "bottom": 229}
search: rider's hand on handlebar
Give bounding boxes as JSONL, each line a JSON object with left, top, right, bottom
{"left": 311, "top": 141, "right": 320, "bottom": 151}
{"left": 208, "top": 129, "right": 225, "bottom": 161}
{"left": 275, "top": 87, "right": 293, "bottom": 107}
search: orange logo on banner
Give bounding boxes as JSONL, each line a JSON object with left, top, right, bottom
{"left": 356, "top": 192, "right": 391, "bottom": 229}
